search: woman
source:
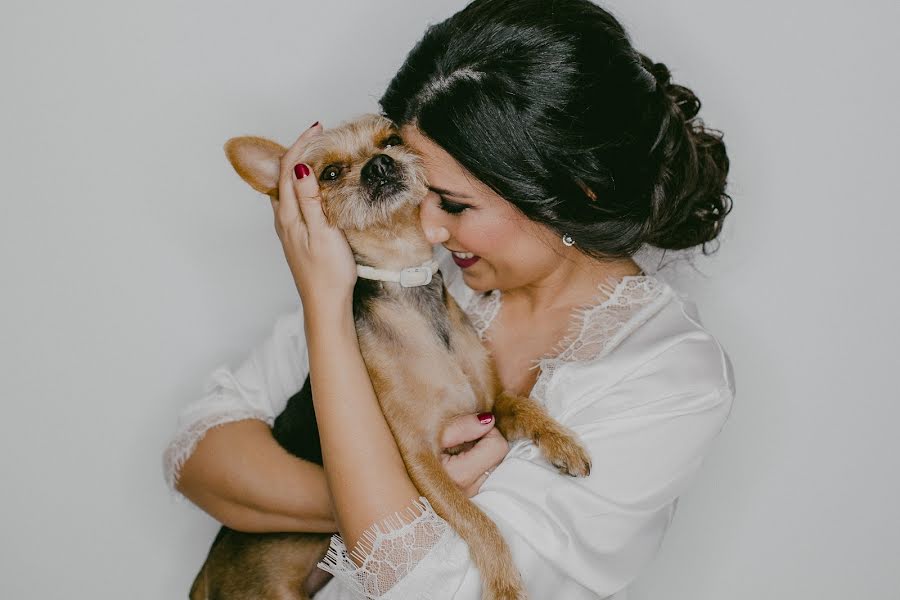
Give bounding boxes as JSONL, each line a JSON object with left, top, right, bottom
{"left": 163, "top": 0, "right": 735, "bottom": 597}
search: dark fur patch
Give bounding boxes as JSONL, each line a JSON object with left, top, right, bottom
{"left": 401, "top": 271, "right": 451, "bottom": 349}
{"left": 272, "top": 376, "right": 321, "bottom": 465}
{"left": 260, "top": 272, "right": 450, "bottom": 474}
{"left": 351, "top": 273, "right": 384, "bottom": 323}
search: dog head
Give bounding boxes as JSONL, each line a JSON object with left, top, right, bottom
{"left": 224, "top": 114, "right": 430, "bottom": 261}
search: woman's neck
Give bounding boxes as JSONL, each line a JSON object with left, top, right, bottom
{"left": 500, "top": 253, "right": 644, "bottom": 319}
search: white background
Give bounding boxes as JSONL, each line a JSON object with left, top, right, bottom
{"left": 2, "top": 1, "right": 898, "bottom": 598}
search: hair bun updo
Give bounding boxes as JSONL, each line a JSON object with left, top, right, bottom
{"left": 381, "top": 0, "right": 733, "bottom": 259}
{"left": 639, "top": 55, "right": 732, "bottom": 252}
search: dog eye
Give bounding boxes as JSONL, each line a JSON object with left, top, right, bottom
{"left": 383, "top": 135, "right": 403, "bottom": 149}
{"left": 320, "top": 165, "right": 343, "bottom": 182}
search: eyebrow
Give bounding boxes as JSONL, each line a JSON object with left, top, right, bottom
{"left": 428, "top": 185, "right": 471, "bottom": 199}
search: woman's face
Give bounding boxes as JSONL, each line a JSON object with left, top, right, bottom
{"left": 401, "top": 125, "right": 566, "bottom": 293}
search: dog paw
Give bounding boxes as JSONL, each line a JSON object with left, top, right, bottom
{"left": 484, "top": 583, "right": 527, "bottom": 600}
{"left": 539, "top": 432, "right": 592, "bottom": 478}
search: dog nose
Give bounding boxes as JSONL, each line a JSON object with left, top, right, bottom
{"left": 361, "top": 154, "right": 396, "bottom": 184}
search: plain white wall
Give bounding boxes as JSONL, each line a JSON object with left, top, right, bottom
{"left": 1, "top": 1, "right": 897, "bottom": 598}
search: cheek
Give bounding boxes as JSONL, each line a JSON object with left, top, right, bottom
{"left": 458, "top": 213, "right": 524, "bottom": 256}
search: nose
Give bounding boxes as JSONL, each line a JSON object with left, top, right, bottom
{"left": 419, "top": 197, "right": 451, "bottom": 244}
{"left": 424, "top": 225, "right": 450, "bottom": 244}
{"left": 361, "top": 154, "right": 396, "bottom": 185}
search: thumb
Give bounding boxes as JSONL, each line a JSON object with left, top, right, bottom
{"left": 441, "top": 412, "right": 495, "bottom": 450}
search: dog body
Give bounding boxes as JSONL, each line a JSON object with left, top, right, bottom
{"left": 190, "top": 115, "right": 591, "bottom": 600}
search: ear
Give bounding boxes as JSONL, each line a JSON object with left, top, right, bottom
{"left": 223, "top": 136, "right": 288, "bottom": 199}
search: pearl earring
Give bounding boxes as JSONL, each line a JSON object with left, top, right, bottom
{"left": 562, "top": 233, "right": 575, "bottom": 247}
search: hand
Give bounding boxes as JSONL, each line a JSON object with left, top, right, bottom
{"left": 440, "top": 412, "right": 509, "bottom": 498}
{"left": 272, "top": 122, "right": 357, "bottom": 312}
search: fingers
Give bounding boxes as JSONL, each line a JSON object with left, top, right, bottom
{"left": 275, "top": 122, "right": 323, "bottom": 227}
{"left": 465, "top": 428, "right": 508, "bottom": 473}
{"left": 292, "top": 161, "right": 331, "bottom": 233}
{"left": 442, "top": 427, "right": 509, "bottom": 495}
{"left": 441, "top": 412, "right": 495, "bottom": 449}
{"left": 282, "top": 121, "right": 323, "bottom": 165}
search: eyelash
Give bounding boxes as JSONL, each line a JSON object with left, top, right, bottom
{"left": 438, "top": 197, "right": 469, "bottom": 214}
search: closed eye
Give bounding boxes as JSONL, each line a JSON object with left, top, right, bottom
{"left": 438, "top": 197, "right": 470, "bottom": 214}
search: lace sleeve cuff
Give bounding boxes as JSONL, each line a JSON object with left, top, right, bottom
{"left": 161, "top": 405, "right": 273, "bottom": 495}
{"left": 316, "top": 496, "right": 464, "bottom": 599}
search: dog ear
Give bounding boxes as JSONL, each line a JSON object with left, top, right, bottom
{"left": 223, "top": 136, "right": 287, "bottom": 198}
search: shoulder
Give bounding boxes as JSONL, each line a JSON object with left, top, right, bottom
{"left": 638, "top": 285, "right": 735, "bottom": 395}
{"left": 629, "top": 298, "right": 735, "bottom": 424}
{"left": 550, "top": 281, "right": 735, "bottom": 418}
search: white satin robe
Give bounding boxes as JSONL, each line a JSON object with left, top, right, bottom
{"left": 163, "top": 245, "right": 735, "bottom": 599}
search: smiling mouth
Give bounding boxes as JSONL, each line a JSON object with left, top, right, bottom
{"left": 450, "top": 251, "right": 480, "bottom": 268}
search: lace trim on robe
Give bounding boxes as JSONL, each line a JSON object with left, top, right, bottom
{"left": 316, "top": 273, "right": 669, "bottom": 598}
{"left": 162, "top": 406, "right": 274, "bottom": 493}
{"left": 466, "top": 288, "right": 502, "bottom": 341}
{"left": 464, "top": 275, "right": 667, "bottom": 404}
{"left": 528, "top": 275, "right": 667, "bottom": 404}
{"left": 163, "top": 364, "right": 281, "bottom": 494}
{"left": 316, "top": 496, "right": 458, "bottom": 599}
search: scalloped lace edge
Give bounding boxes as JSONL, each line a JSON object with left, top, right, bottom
{"left": 316, "top": 496, "right": 456, "bottom": 599}
{"left": 162, "top": 408, "right": 274, "bottom": 493}
{"left": 463, "top": 274, "right": 670, "bottom": 405}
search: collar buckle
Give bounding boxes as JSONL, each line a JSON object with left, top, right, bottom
{"left": 399, "top": 265, "right": 433, "bottom": 288}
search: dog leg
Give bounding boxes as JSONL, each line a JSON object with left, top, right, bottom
{"left": 404, "top": 448, "right": 526, "bottom": 600}
{"left": 493, "top": 391, "right": 592, "bottom": 477}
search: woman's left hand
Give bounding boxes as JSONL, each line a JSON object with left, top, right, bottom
{"left": 441, "top": 412, "right": 509, "bottom": 498}
{"left": 272, "top": 122, "right": 357, "bottom": 312}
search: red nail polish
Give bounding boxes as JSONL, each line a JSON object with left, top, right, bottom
{"left": 477, "top": 412, "right": 493, "bottom": 424}
{"left": 294, "top": 163, "right": 310, "bottom": 179}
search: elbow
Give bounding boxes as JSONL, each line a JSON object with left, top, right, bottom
{"left": 213, "top": 502, "right": 282, "bottom": 533}
{"left": 176, "top": 478, "right": 255, "bottom": 532}
{"left": 213, "top": 503, "right": 255, "bottom": 532}
{"left": 169, "top": 456, "right": 236, "bottom": 527}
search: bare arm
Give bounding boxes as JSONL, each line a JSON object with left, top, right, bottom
{"left": 175, "top": 418, "right": 337, "bottom": 533}
{"left": 306, "top": 302, "right": 422, "bottom": 558}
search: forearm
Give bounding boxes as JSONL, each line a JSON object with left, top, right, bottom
{"left": 304, "top": 299, "right": 420, "bottom": 559}
{"left": 176, "top": 419, "right": 337, "bottom": 533}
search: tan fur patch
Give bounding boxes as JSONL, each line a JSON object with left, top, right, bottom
{"left": 196, "top": 114, "right": 592, "bottom": 600}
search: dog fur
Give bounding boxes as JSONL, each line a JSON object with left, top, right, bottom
{"left": 189, "top": 114, "right": 591, "bottom": 600}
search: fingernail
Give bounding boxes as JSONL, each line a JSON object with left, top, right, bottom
{"left": 425, "top": 227, "right": 436, "bottom": 240}
{"left": 310, "top": 121, "right": 319, "bottom": 128}
{"left": 294, "top": 163, "right": 310, "bottom": 179}
{"left": 477, "top": 412, "right": 493, "bottom": 424}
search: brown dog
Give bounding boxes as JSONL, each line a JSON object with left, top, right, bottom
{"left": 190, "top": 114, "right": 592, "bottom": 600}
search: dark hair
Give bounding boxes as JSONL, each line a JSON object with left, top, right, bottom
{"left": 380, "top": 0, "right": 732, "bottom": 258}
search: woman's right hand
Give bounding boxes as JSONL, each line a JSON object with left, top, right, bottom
{"left": 440, "top": 412, "right": 509, "bottom": 497}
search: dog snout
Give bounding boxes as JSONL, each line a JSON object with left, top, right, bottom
{"left": 361, "top": 154, "right": 397, "bottom": 186}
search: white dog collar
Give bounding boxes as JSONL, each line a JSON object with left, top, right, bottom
{"left": 356, "top": 258, "right": 439, "bottom": 288}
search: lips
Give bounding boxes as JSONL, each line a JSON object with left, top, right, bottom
{"left": 450, "top": 251, "right": 480, "bottom": 268}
